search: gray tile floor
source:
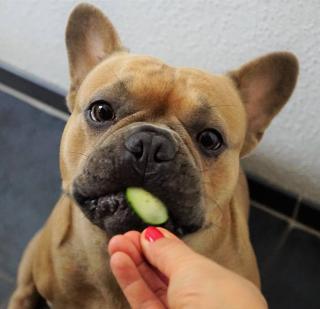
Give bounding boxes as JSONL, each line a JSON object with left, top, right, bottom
{"left": 0, "top": 91, "right": 64, "bottom": 307}
{"left": 0, "top": 90, "right": 319, "bottom": 308}
{"left": 249, "top": 207, "right": 320, "bottom": 309}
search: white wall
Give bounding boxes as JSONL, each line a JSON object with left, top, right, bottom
{"left": 1, "top": 0, "right": 319, "bottom": 204}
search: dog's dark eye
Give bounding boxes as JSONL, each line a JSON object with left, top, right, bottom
{"left": 89, "top": 101, "right": 115, "bottom": 123}
{"left": 197, "top": 129, "right": 224, "bottom": 155}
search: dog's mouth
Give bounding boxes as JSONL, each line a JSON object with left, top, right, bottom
{"left": 73, "top": 189, "right": 202, "bottom": 237}
{"left": 72, "top": 122, "right": 205, "bottom": 237}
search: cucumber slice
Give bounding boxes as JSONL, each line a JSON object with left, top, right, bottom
{"left": 125, "top": 187, "right": 168, "bottom": 225}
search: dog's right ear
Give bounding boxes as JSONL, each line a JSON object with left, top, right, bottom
{"left": 229, "top": 52, "right": 298, "bottom": 156}
{"left": 66, "top": 3, "right": 124, "bottom": 112}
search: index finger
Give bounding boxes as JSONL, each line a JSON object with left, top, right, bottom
{"left": 110, "top": 252, "right": 166, "bottom": 309}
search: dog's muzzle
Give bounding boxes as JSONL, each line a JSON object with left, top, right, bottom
{"left": 72, "top": 123, "right": 204, "bottom": 237}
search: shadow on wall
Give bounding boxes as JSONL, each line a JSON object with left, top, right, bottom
{"left": 242, "top": 154, "right": 319, "bottom": 205}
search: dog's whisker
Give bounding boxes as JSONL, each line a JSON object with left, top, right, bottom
{"left": 204, "top": 197, "right": 224, "bottom": 229}
{"left": 195, "top": 162, "right": 211, "bottom": 174}
{"left": 212, "top": 104, "right": 235, "bottom": 108}
{"left": 199, "top": 174, "right": 225, "bottom": 230}
{"left": 206, "top": 195, "right": 224, "bottom": 219}
{"left": 201, "top": 178, "right": 214, "bottom": 185}
{"left": 68, "top": 151, "right": 89, "bottom": 159}
{"left": 197, "top": 167, "right": 211, "bottom": 174}
{"left": 211, "top": 221, "right": 223, "bottom": 230}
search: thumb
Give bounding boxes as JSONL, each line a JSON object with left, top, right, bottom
{"left": 140, "top": 227, "right": 199, "bottom": 278}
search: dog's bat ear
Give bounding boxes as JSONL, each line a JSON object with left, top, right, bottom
{"left": 229, "top": 52, "right": 299, "bottom": 156}
{"left": 65, "top": 3, "right": 124, "bottom": 112}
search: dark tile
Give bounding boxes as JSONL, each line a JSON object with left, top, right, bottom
{"left": 0, "top": 91, "right": 65, "bottom": 277}
{"left": 247, "top": 174, "right": 298, "bottom": 217}
{"left": 297, "top": 199, "right": 320, "bottom": 231}
{"left": 0, "top": 279, "right": 14, "bottom": 306}
{"left": 249, "top": 206, "right": 289, "bottom": 268}
{"left": 0, "top": 64, "right": 68, "bottom": 113}
{"left": 262, "top": 229, "right": 320, "bottom": 309}
{"left": 249, "top": 206, "right": 292, "bottom": 307}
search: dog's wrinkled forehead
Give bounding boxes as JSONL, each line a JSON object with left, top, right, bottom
{"left": 77, "top": 54, "right": 174, "bottom": 110}
{"left": 75, "top": 53, "right": 246, "bottom": 147}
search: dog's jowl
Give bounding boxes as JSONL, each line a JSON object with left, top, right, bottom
{"left": 9, "top": 3, "right": 298, "bottom": 308}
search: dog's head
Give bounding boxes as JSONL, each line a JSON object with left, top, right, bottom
{"left": 61, "top": 4, "right": 298, "bottom": 237}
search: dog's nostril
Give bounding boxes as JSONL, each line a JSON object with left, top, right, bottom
{"left": 124, "top": 135, "right": 145, "bottom": 160}
{"left": 154, "top": 144, "right": 163, "bottom": 163}
{"left": 124, "top": 129, "right": 177, "bottom": 166}
{"left": 153, "top": 135, "right": 177, "bottom": 162}
{"left": 131, "top": 140, "right": 144, "bottom": 160}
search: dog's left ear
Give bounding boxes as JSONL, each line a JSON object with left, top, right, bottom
{"left": 66, "top": 3, "right": 124, "bottom": 112}
{"left": 229, "top": 52, "right": 298, "bottom": 156}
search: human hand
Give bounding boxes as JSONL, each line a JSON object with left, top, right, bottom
{"left": 108, "top": 227, "right": 267, "bottom": 309}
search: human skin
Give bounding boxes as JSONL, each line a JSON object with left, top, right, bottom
{"left": 108, "top": 227, "right": 268, "bottom": 309}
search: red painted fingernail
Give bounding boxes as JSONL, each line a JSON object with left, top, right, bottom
{"left": 145, "top": 226, "right": 164, "bottom": 242}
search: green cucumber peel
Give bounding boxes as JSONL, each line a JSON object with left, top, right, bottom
{"left": 125, "top": 187, "right": 169, "bottom": 225}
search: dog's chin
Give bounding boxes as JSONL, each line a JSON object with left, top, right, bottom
{"left": 73, "top": 190, "right": 202, "bottom": 237}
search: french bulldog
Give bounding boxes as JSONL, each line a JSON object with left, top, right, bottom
{"left": 9, "top": 3, "right": 298, "bottom": 308}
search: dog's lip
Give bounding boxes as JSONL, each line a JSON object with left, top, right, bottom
{"left": 84, "top": 193, "right": 123, "bottom": 216}
{"left": 76, "top": 190, "right": 200, "bottom": 237}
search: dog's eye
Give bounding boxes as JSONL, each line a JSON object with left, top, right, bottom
{"left": 89, "top": 101, "right": 115, "bottom": 123}
{"left": 197, "top": 129, "right": 224, "bottom": 155}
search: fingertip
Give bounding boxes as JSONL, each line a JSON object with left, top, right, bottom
{"left": 124, "top": 230, "right": 141, "bottom": 239}
{"left": 110, "top": 251, "right": 132, "bottom": 271}
{"left": 107, "top": 234, "right": 125, "bottom": 255}
{"left": 110, "top": 251, "right": 139, "bottom": 288}
{"left": 110, "top": 252, "right": 122, "bottom": 271}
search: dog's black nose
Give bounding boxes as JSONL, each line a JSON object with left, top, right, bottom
{"left": 124, "top": 125, "right": 177, "bottom": 172}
